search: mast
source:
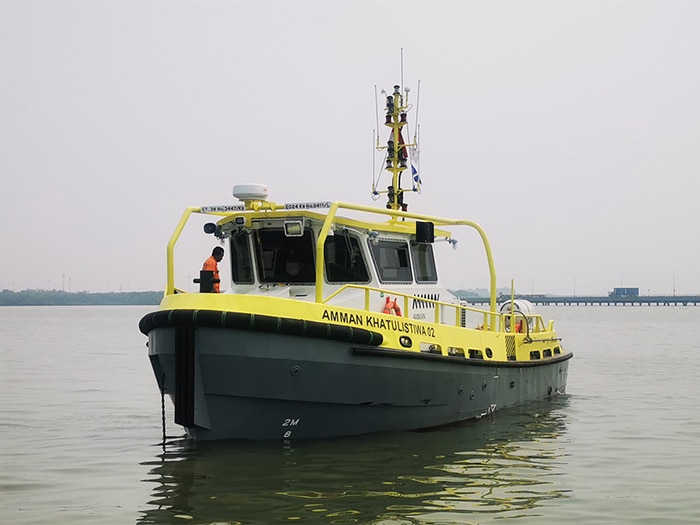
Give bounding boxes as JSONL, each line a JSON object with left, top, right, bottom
{"left": 377, "top": 83, "right": 417, "bottom": 211}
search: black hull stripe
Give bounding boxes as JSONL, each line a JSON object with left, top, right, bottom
{"left": 139, "top": 309, "right": 383, "bottom": 346}
{"left": 352, "top": 346, "right": 573, "bottom": 367}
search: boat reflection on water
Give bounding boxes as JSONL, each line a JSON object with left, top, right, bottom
{"left": 138, "top": 397, "right": 571, "bottom": 524}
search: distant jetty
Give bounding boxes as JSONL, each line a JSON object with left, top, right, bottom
{"left": 462, "top": 294, "right": 700, "bottom": 306}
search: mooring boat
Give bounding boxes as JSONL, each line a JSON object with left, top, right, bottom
{"left": 139, "top": 80, "right": 572, "bottom": 441}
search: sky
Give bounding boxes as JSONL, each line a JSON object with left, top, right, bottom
{"left": 2, "top": 0, "right": 699, "bottom": 296}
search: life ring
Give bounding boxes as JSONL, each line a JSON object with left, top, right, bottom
{"left": 382, "top": 296, "right": 402, "bottom": 316}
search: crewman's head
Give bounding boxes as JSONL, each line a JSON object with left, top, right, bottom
{"left": 212, "top": 246, "right": 224, "bottom": 262}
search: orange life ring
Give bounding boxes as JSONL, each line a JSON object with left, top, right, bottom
{"left": 382, "top": 296, "right": 402, "bottom": 316}
{"left": 383, "top": 296, "right": 393, "bottom": 314}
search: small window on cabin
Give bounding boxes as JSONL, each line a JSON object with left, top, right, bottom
{"left": 254, "top": 228, "right": 316, "bottom": 284}
{"left": 324, "top": 233, "right": 370, "bottom": 283}
{"left": 411, "top": 243, "right": 438, "bottom": 283}
{"left": 369, "top": 240, "right": 412, "bottom": 283}
{"left": 230, "top": 231, "right": 254, "bottom": 284}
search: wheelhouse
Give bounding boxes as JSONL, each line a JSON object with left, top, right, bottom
{"left": 164, "top": 199, "right": 500, "bottom": 328}
{"left": 222, "top": 214, "right": 437, "bottom": 293}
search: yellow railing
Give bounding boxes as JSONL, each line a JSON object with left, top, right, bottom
{"left": 165, "top": 200, "right": 503, "bottom": 329}
{"left": 499, "top": 312, "right": 547, "bottom": 333}
{"left": 321, "top": 284, "right": 546, "bottom": 334}
{"left": 314, "top": 201, "right": 499, "bottom": 328}
{"left": 165, "top": 206, "right": 232, "bottom": 295}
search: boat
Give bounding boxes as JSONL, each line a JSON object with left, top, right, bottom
{"left": 139, "top": 77, "right": 572, "bottom": 441}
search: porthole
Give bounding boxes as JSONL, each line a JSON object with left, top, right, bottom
{"left": 468, "top": 349, "right": 484, "bottom": 359}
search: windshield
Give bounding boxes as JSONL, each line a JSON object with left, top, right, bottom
{"left": 253, "top": 228, "right": 316, "bottom": 284}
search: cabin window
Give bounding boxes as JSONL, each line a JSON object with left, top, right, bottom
{"left": 369, "top": 240, "right": 412, "bottom": 283}
{"left": 230, "top": 231, "right": 254, "bottom": 284}
{"left": 324, "top": 232, "right": 370, "bottom": 283}
{"left": 411, "top": 243, "right": 438, "bottom": 283}
{"left": 253, "top": 228, "right": 316, "bottom": 284}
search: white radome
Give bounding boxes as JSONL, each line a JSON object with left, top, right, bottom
{"left": 233, "top": 183, "right": 269, "bottom": 201}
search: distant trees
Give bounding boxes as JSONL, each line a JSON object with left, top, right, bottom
{"left": 0, "top": 289, "right": 162, "bottom": 306}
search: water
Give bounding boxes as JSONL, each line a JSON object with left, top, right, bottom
{"left": 2, "top": 305, "right": 699, "bottom": 524}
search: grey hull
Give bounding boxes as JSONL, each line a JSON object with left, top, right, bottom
{"left": 148, "top": 326, "right": 570, "bottom": 441}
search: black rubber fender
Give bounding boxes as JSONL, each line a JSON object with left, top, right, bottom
{"left": 139, "top": 309, "right": 383, "bottom": 346}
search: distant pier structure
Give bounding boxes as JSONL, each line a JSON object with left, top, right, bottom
{"left": 463, "top": 294, "right": 700, "bottom": 306}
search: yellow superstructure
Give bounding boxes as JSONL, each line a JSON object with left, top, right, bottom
{"left": 158, "top": 197, "right": 563, "bottom": 365}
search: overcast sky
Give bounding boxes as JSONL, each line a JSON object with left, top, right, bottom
{"left": 2, "top": 0, "right": 699, "bottom": 296}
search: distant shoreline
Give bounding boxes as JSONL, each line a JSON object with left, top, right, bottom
{"left": 0, "top": 288, "right": 499, "bottom": 306}
{"left": 0, "top": 289, "right": 162, "bottom": 306}
{"left": 0, "top": 288, "right": 516, "bottom": 307}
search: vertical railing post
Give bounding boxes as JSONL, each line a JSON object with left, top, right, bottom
{"left": 166, "top": 207, "right": 200, "bottom": 295}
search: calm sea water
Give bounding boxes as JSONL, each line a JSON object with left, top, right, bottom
{"left": 1, "top": 305, "right": 699, "bottom": 524}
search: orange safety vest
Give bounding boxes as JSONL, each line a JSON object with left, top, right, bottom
{"left": 202, "top": 255, "right": 220, "bottom": 293}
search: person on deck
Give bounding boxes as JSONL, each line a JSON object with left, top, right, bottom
{"left": 202, "top": 246, "right": 224, "bottom": 293}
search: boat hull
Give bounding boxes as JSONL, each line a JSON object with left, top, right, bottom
{"left": 147, "top": 325, "right": 570, "bottom": 441}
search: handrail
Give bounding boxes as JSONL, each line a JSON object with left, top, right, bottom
{"left": 314, "top": 202, "right": 340, "bottom": 303}
{"left": 313, "top": 201, "right": 499, "bottom": 328}
{"left": 165, "top": 200, "right": 500, "bottom": 328}
{"left": 165, "top": 207, "right": 242, "bottom": 296}
{"left": 321, "top": 283, "right": 546, "bottom": 334}
{"left": 166, "top": 207, "right": 200, "bottom": 296}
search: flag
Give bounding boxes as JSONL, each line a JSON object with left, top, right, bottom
{"left": 410, "top": 145, "right": 421, "bottom": 190}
